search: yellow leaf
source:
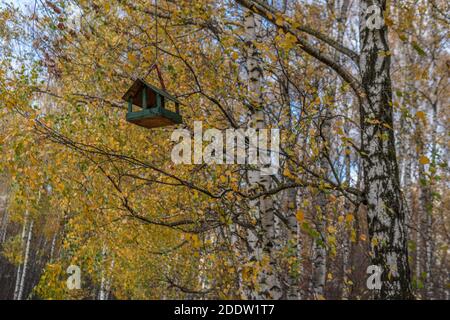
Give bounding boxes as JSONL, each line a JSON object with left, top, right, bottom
{"left": 382, "top": 123, "right": 393, "bottom": 130}
{"left": 360, "top": 234, "right": 367, "bottom": 241}
{"left": 285, "top": 32, "right": 297, "bottom": 44}
{"left": 419, "top": 155, "right": 430, "bottom": 165}
{"left": 350, "top": 229, "right": 356, "bottom": 242}
{"left": 327, "top": 225, "right": 336, "bottom": 234}
{"left": 128, "top": 52, "right": 138, "bottom": 64}
{"left": 275, "top": 16, "right": 284, "bottom": 26}
{"left": 416, "top": 111, "right": 426, "bottom": 121}
{"left": 345, "top": 214, "right": 354, "bottom": 223}
{"left": 372, "top": 237, "right": 379, "bottom": 247}
{"left": 295, "top": 210, "right": 305, "bottom": 223}
{"left": 338, "top": 215, "right": 345, "bottom": 223}
{"left": 283, "top": 167, "right": 293, "bottom": 178}
{"left": 327, "top": 273, "right": 333, "bottom": 280}
{"left": 231, "top": 51, "right": 239, "bottom": 61}
{"left": 191, "top": 234, "right": 201, "bottom": 248}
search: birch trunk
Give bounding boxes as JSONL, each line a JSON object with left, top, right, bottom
{"left": 419, "top": 100, "right": 438, "bottom": 299}
{"left": 17, "top": 219, "right": 33, "bottom": 300}
{"left": 13, "top": 211, "right": 28, "bottom": 300}
{"left": 342, "top": 119, "right": 352, "bottom": 299}
{"left": 311, "top": 201, "right": 327, "bottom": 298}
{"left": 0, "top": 194, "right": 9, "bottom": 244}
{"left": 243, "top": 9, "right": 263, "bottom": 299}
{"left": 311, "top": 103, "right": 331, "bottom": 299}
{"left": 98, "top": 257, "right": 115, "bottom": 301}
{"left": 359, "top": 0, "right": 413, "bottom": 299}
{"left": 337, "top": 0, "right": 352, "bottom": 300}
{"left": 49, "top": 233, "right": 57, "bottom": 262}
{"left": 104, "top": 258, "right": 115, "bottom": 300}
{"left": 417, "top": 124, "right": 433, "bottom": 298}
{"left": 284, "top": 187, "right": 301, "bottom": 299}
{"left": 0, "top": 209, "right": 8, "bottom": 244}
{"left": 244, "top": 7, "right": 281, "bottom": 299}
{"left": 277, "top": 52, "right": 301, "bottom": 299}
{"left": 311, "top": 84, "right": 334, "bottom": 300}
{"left": 99, "top": 244, "right": 109, "bottom": 300}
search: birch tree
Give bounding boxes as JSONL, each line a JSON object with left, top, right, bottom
{"left": 1, "top": 0, "right": 448, "bottom": 301}
{"left": 235, "top": 0, "right": 414, "bottom": 298}
{"left": 244, "top": 6, "right": 282, "bottom": 299}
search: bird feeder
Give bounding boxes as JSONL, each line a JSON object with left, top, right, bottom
{"left": 122, "top": 78, "right": 182, "bottom": 129}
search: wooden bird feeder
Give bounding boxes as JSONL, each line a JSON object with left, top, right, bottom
{"left": 122, "top": 78, "right": 182, "bottom": 129}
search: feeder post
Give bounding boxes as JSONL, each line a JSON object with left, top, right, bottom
{"left": 156, "top": 93, "right": 162, "bottom": 112}
{"left": 142, "top": 88, "right": 147, "bottom": 109}
{"left": 128, "top": 97, "right": 133, "bottom": 112}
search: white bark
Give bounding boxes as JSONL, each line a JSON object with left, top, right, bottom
{"left": 243, "top": 7, "right": 281, "bottom": 299}
{"left": 49, "top": 233, "right": 57, "bottom": 262}
{"left": 17, "top": 219, "right": 33, "bottom": 300}
{"left": 359, "top": 0, "right": 413, "bottom": 299}
{"left": 99, "top": 260, "right": 115, "bottom": 300}
{"left": 311, "top": 96, "right": 331, "bottom": 300}
{"left": 98, "top": 243, "right": 115, "bottom": 300}
{"left": 0, "top": 195, "right": 9, "bottom": 243}
{"left": 244, "top": 9, "right": 263, "bottom": 299}
{"left": 99, "top": 245, "right": 108, "bottom": 300}
{"left": 13, "top": 211, "right": 28, "bottom": 300}
{"left": 284, "top": 187, "right": 301, "bottom": 300}
{"left": 311, "top": 210, "right": 327, "bottom": 298}
{"left": 104, "top": 258, "right": 115, "bottom": 300}
{"left": 342, "top": 146, "right": 352, "bottom": 299}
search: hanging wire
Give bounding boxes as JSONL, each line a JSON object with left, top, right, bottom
{"left": 155, "top": 0, "right": 158, "bottom": 62}
{"left": 144, "top": 0, "right": 166, "bottom": 91}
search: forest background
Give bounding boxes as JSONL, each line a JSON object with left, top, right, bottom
{"left": 0, "top": 0, "right": 448, "bottom": 300}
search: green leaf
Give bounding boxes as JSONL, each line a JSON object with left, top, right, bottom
{"left": 412, "top": 41, "right": 426, "bottom": 57}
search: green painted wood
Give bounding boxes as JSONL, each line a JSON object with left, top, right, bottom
{"left": 123, "top": 78, "right": 183, "bottom": 129}
{"left": 122, "top": 78, "right": 181, "bottom": 105}
{"left": 142, "top": 88, "right": 147, "bottom": 109}
{"left": 126, "top": 107, "right": 182, "bottom": 129}
{"left": 142, "top": 80, "right": 181, "bottom": 104}
{"left": 156, "top": 93, "right": 162, "bottom": 112}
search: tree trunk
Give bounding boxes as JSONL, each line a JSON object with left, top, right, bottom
{"left": 359, "top": 0, "right": 413, "bottom": 299}
{"left": 243, "top": 8, "right": 263, "bottom": 299}
{"left": 17, "top": 219, "right": 33, "bottom": 300}
{"left": 283, "top": 187, "right": 301, "bottom": 299}
{"left": 13, "top": 211, "right": 28, "bottom": 300}
{"left": 49, "top": 232, "right": 57, "bottom": 262}
{"left": 0, "top": 194, "right": 9, "bottom": 244}
{"left": 342, "top": 117, "right": 352, "bottom": 299}
{"left": 99, "top": 245, "right": 108, "bottom": 300}
{"left": 311, "top": 200, "right": 327, "bottom": 299}
{"left": 244, "top": 6, "right": 281, "bottom": 299}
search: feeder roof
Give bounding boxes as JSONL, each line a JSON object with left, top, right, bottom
{"left": 122, "top": 78, "right": 181, "bottom": 105}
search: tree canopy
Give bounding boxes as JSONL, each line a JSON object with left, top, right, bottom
{"left": 0, "top": 0, "right": 448, "bottom": 300}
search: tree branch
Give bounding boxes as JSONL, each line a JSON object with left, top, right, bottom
{"left": 235, "top": 0, "right": 364, "bottom": 99}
